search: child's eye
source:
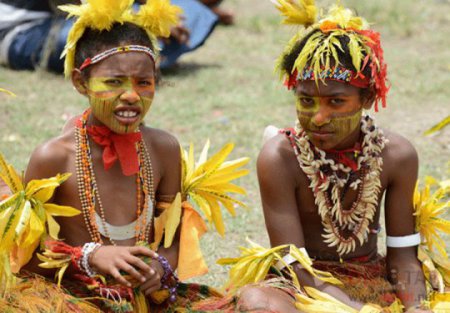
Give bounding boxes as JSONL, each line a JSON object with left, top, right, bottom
{"left": 330, "top": 98, "right": 345, "bottom": 105}
{"left": 137, "top": 80, "right": 152, "bottom": 86}
{"left": 299, "top": 97, "right": 314, "bottom": 106}
{"left": 104, "top": 79, "right": 122, "bottom": 86}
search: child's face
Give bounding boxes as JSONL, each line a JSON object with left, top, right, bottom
{"left": 85, "top": 51, "right": 155, "bottom": 134}
{"left": 295, "top": 80, "right": 367, "bottom": 150}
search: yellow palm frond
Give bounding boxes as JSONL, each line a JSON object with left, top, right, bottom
{"left": 217, "top": 240, "right": 340, "bottom": 291}
{"left": 0, "top": 154, "right": 80, "bottom": 293}
{"left": 414, "top": 177, "right": 450, "bottom": 259}
{"left": 181, "top": 141, "right": 249, "bottom": 236}
{"left": 0, "top": 154, "right": 24, "bottom": 193}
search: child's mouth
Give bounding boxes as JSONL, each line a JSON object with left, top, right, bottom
{"left": 114, "top": 108, "right": 141, "bottom": 124}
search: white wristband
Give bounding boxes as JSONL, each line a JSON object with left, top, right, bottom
{"left": 275, "top": 248, "right": 308, "bottom": 271}
{"left": 386, "top": 233, "right": 421, "bottom": 248}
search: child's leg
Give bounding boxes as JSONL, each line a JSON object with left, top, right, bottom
{"left": 237, "top": 285, "right": 301, "bottom": 313}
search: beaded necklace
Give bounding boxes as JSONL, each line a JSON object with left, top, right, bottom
{"left": 289, "top": 115, "right": 386, "bottom": 256}
{"left": 75, "top": 110, "right": 155, "bottom": 245}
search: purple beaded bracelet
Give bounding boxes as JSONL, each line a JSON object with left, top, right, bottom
{"left": 156, "top": 255, "right": 179, "bottom": 302}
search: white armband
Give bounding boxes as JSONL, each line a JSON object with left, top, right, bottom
{"left": 386, "top": 233, "right": 421, "bottom": 248}
{"left": 275, "top": 247, "right": 308, "bottom": 271}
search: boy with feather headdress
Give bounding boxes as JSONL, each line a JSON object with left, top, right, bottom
{"left": 192, "top": 1, "right": 450, "bottom": 312}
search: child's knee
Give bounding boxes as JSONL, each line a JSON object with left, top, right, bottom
{"left": 237, "top": 285, "right": 299, "bottom": 313}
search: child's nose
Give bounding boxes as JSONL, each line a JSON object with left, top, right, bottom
{"left": 120, "top": 89, "right": 140, "bottom": 104}
{"left": 311, "top": 106, "right": 331, "bottom": 127}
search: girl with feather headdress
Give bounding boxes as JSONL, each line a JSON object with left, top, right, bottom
{"left": 0, "top": 0, "right": 249, "bottom": 311}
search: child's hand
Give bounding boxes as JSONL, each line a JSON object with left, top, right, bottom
{"left": 89, "top": 245, "right": 157, "bottom": 287}
{"left": 140, "top": 261, "right": 163, "bottom": 296}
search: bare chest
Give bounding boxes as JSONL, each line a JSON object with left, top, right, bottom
{"left": 53, "top": 148, "right": 162, "bottom": 246}
{"left": 295, "top": 169, "right": 388, "bottom": 260}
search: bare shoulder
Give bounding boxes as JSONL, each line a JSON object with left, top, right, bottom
{"left": 257, "top": 133, "right": 300, "bottom": 185}
{"left": 382, "top": 129, "right": 418, "bottom": 167}
{"left": 140, "top": 126, "right": 181, "bottom": 176}
{"left": 381, "top": 129, "right": 418, "bottom": 182}
{"left": 141, "top": 126, "right": 180, "bottom": 154}
{"left": 25, "top": 131, "right": 74, "bottom": 182}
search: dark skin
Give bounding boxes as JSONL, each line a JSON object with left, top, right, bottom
{"left": 22, "top": 47, "right": 181, "bottom": 299}
{"left": 251, "top": 80, "right": 429, "bottom": 313}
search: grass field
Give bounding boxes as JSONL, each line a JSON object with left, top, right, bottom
{"left": 0, "top": 0, "right": 449, "bottom": 286}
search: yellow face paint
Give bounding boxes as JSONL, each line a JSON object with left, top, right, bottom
{"left": 297, "top": 95, "right": 363, "bottom": 149}
{"left": 86, "top": 76, "right": 155, "bottom": 134}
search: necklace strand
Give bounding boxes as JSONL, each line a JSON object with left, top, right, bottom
{"left": 75, "top": 111, "right": 155, "bottom": 245}
{"left": 292, "top": 115, "right": 386, "bottom": 256}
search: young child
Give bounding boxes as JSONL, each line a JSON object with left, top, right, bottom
{"left": 207, "top": 1, "right": 449, "bottom": 313}
{"left": 0, "top": 1, "right": 248, "bottom": 311}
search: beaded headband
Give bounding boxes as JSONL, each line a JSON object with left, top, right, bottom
{"left": 273, "top": 0, "right": 389, "bottom": 112}
{"left": 285, "top": 66, "right": 371, "bottom": 90}
{"left": 79, "top": 45, "right": 156, "bottom": 71}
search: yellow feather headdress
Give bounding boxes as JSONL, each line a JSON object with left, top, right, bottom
{"left": 273, "top": 0, "right": 389, "bottom": 112}
{"left": 59, "top": 0, "right": 182, "bottom": 77}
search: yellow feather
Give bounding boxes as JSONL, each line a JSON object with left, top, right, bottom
{"left": 134, "top": 0, "right": 182, "bottom": 38}
{"left": 273, "top": 0, "right": 317, "bottom": 27}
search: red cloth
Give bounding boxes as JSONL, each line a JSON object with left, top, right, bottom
{"left": 85, "top": 125, "right": 142, "bottom": 176}
{"left": 326, "top": 143, "right": 361, "bottom": 172}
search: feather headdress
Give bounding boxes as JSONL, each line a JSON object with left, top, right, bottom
{"left": 59, "top": 0, "right": 182, "bottom": 77}
{"left": 273, "top": 0, "right": 389, "bottom": 112}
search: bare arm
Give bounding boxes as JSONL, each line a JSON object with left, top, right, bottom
{"left": 139, "top": 130, "right": 181, "bottom": 296}
{"left": 384, "top": 135, "right": 427, "bottom": 310}
{"left": 21, "top": 139, "right": 70, "bottom": 277}
{"left": 152, "top": 131, "right": 182, "bottom": 269}
{"left": 257, "top": 135, "right": 363, "bottom": 309}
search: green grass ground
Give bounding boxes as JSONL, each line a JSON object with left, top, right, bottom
{"left": 0, "top": 0, "right": 449, "bottom": 286}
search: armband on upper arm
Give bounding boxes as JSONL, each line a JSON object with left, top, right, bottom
{"left": 386, "top": 233, "right": 421, "bottom": 248}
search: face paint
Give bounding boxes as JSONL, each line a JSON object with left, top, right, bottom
{"left": 86, "top": 76, "right": 155, "bottom": 134}
{"left": 297, "top": 95, "right": 363, "bottom": 149}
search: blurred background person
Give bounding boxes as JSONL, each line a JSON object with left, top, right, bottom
{"left": 0, "top": 0, "right": 230, "bottom": 72}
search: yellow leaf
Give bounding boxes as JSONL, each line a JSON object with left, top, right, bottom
{"left": 424, "top": 116, "right": 450, "bottom": 136}
{"left": 163, "top": 193, "right": 182, "bottom": 248}
{"left": 46, "top": 212, "right": 60, "bottom": 239}
{"left": 0, "top": 88, "right": 16, "bottom": 96}
{"left": 0, "top": 153, "right": 23, "bottom": 193}
{"left": 25, "top": 173, "right": 70, "bottom": 203}
{"left": 43, "top": 203, "right": 80, "bottom": 217}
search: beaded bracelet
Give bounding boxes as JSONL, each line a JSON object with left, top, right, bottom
{"left": 156, "top": 255, "right": 179, "bottom": 302}
{"left": 79, "top": 242, "right": 102, "bottom": 277}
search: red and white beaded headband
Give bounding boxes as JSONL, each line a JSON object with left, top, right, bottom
{"left": 79, "top": 45, "right": 156, "bottom": 71}
{"left": 285, "top": 66, "right": 371, "bottom": 90}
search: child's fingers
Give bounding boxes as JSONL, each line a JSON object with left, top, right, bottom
{"left": 129, "top": 246, "right": 158, "bottom": 258}
{"left": 118, "top": 260, "right": 146, "bottom": 284}
{"left": 126, "top": 254, "right": 153, "bottom": 275}
{"left": 110, "top": 267, "right": 132, "bottom": 287}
